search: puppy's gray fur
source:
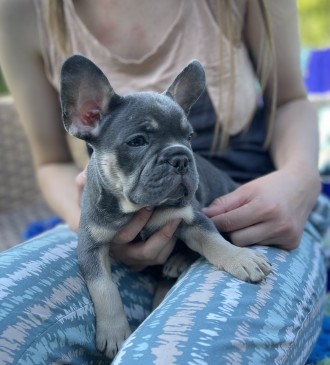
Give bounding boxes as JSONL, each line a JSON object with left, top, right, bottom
{"left": 60, "top": 55, "right": 271, "bottom": 359}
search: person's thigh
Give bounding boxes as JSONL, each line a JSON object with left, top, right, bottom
{"left": 0, "top": 225, "right": 156, "bottom": 365}
{"left": 113, "top": 223, "right": 326, "bottom": 365}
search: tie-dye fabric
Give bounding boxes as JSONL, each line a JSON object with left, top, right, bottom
{"left": 0, "top": 195, "right": 329, "bottom": 365}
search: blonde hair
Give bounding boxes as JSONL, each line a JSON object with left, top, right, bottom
{"left": 215, "top": 0, "right": 277, "bottom": 150}
{"left": 48, "top": 0, "right": 277, "bottom": 150}
{"left": 48, "top": 0, "right": 70, "bottom": 55}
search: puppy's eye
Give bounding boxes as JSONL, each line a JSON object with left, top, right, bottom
{"left": 127, "top": 135, "right": 148, "bottom": 147}
{"left": 188, "top": 133, "right": 194, "bottom": 142}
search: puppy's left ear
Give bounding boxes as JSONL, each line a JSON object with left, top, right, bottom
{"left": 60, "top": 55, "right": 121, "bottom": 141}
{"left": 165, "top": 60, "right": 205, "bottom": 114}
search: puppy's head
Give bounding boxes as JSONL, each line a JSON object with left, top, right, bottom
{"left": 60, "top": 55, "right": 205, "bottom": 211}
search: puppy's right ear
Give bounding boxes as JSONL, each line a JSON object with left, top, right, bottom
{"left": 165, "top": 60, "right": 205, "bottom": 115}
{"left": 60, "top": 55, "right": 120, "bottom": 141}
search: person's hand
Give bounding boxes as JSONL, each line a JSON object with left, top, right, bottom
{"left": 110, "top": 208, "right": 181, "bottom": 271}
{"left": 75, "top": 165, "right": 88, "bottom": 206}
{"left": 66, "top": 165, "right": 88, "bottom": 232}
{"left": 75, "top": 165, "right": 180, "bottom": 266}
{"left": 203, "top": 167, "right": 320, "bottom": 250}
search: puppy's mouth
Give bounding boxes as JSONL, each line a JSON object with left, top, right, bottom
{"left": 128, "top": 164, "right": 197, "bottom": 207}
{"left": 129, "top": 181, "right": 191, "bottom": 208}
{"left": 162, "top": 183, "right": 189, "bottom": 205}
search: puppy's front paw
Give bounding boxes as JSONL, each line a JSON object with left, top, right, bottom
{"left": 222, "top": 248, "right": 272, "bottom": 283}
{"left": 96, "top": 317, "right": 131, "bottom": 359}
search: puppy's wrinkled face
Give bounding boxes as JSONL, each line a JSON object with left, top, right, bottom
{"left": 95, "top": 92, "right": 199, "bottom": 209}
{"left": 60, "top": 55, "right": 205, "bottom": 212}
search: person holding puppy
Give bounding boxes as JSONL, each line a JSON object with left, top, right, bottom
{"left": 0, "top": 0, "right": 328, "bottom": 364}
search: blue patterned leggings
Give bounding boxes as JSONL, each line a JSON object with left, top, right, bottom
{"left": 0, "top": 195, "right": 329, "bottom": 365}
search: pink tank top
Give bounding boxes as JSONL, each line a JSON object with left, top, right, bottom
{"left": 34, "top": 0, "right": 258, "bottom": 135}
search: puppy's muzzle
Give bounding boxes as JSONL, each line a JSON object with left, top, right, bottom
{"left": 159, "top": 146, "right": 192, "bottom": 175}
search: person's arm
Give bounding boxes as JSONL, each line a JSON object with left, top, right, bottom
{"left": 0, "top": 0, "right": 179, "bottom": 266}
{"left": 0, "top": 0, "right": 82, "bottom": 230}
{"left": 203, "top": 0, "right": 320, "bottom": 249}
{"left": 260, "top": 1, "right": 320, "bottom": 190}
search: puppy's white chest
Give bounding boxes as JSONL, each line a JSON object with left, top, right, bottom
{"left": 88, "top": 224, "right": 116, "bottom": 243}
{"left": 146, "top": 205, "right": 194, "bottom": 231}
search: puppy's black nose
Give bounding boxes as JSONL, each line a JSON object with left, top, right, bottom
{"left": 158, "top": 146, "right": 192, "bottom": 175}
{"left": 167, "top": 155, "right": 189, "bottom": 174}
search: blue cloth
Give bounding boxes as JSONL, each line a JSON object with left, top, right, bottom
{"left": 23, "top": 216, "right": 63, "bottom": 241}
{"left": 0, "top": 195, "right": 329, "bottom": 364}
{"left": 304, "top": 48, "right": 330, "bottom": 95}
{"left": 308, "top": 315, "right": 330, "bottom": 364}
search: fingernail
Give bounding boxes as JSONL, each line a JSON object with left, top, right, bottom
{"left": 202, "top": 207, "right": 213, "bottom": 214}
{"left": 145, "top": 206, "right": 153, "bottom": 211}
{"left": 171, "top": 218, "right": 182, "bottom": 229}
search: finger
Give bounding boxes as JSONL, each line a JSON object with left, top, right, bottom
{"left": 113, "top": 207, "right": 153, "bottom": 244}
{"left": 128, "top": 219, "right": 180, "bottom": 263}
{"left": 202, "top": 188, "right": 249, "bottom": 217}
{"left": 229, "top": 221, "right": 297, "bottom": 249}
{"left": 229, "top": 222, "right": 273, "bottom": 247}
{"left": 146, "top": 219, "right": 180, "bottom": 265}
{"left": 75, "top": 168, "right": 87, "bottom": 207}
{"left": 211, "top": 202, "right": 263, "bottom": 233}
{"left": 110, "top": 218, "right": 180, "bottom": 267}
{"left": 75, "top": 169, "right": 87, "bottom": 190}
{"left": 150, "top": 236, "right": 177, "bottom": 266}
{"left": 113, "top": 228, "right": 176, "bottom": 268}
{"left": 76, "top": 164, "right": 88, "bottom": 190}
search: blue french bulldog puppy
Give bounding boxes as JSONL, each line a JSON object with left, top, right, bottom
{"left": 60, "top": 55, "right": 271, "bottom": 359}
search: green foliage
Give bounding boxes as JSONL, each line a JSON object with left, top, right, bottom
{"left": 298, "top": 0, "right": 330, "bottom": 48}
{"left": 0, "top": 69, "right": 8, "bottom": 95}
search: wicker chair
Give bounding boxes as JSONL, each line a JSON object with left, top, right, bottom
{"left": 0, "top": 96, "right": 53, "bottom": 251}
